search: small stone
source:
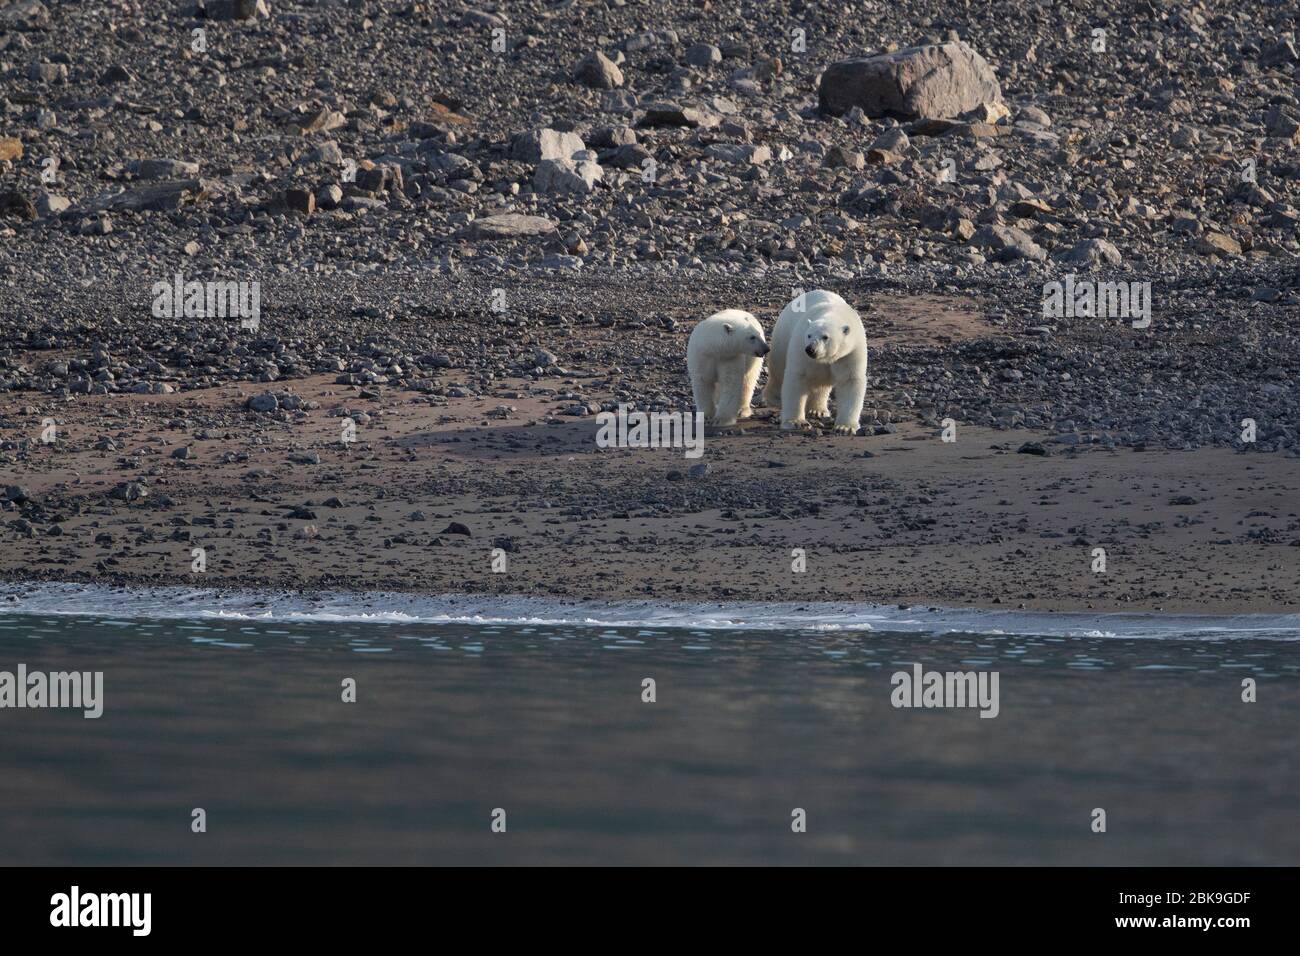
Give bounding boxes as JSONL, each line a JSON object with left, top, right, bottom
{"left": 461, "top": 214, "right": 558, "bottom": 240}
{"left": 638, "top": 103, "right": 718, "bottom": 128}
{"left": 534, "top": 157, "right": 602, "bottom": 195}
{"left": 131, "top": 158, "right": 200, "bottom": 179}
{"left": 3, "top": 485, "right": 32, "bottom": 503}
{"left": 572, "top": 51, "right": 624, "bottom": 90}
{"left": 98, "top": 65, "right": 132, "bottom": 85}
{"left": 686, "top": 43, "right": 722, "bottom": 67}
{"left": 109, "top": 481, "right": 149, "bottom": 501}
{"left": 0, "top": 191, "right": 37, "bottom": 221}
{"left": 1018, "top": 105, "right": 1052, "bottom": 127}
{"left": 824, "top": 145, "right": 865, "bottom": 169}
{"left": 511, "top": 128, "right": 585, "bottom": 164}
{"left": 283, "top": 187, "right": 315, "bottom": 215}
{"left": 203, "top": 0, "right": 270, "bottom": 22}
{"left": 972, "top": 223, "right": 1046, "bottom": 262}
{"left": 247, "top": 392, "right": 279, "bottom": 413}
{"left": 1058, "top": 238, "right": 1122, "bottom": 267}
{"left": 1196, "top": 232, "right": 1241, "bottom": 256}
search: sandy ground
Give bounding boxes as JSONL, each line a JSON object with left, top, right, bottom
{"left": 2, "top": 296, "right": 1296, "bottom": 616}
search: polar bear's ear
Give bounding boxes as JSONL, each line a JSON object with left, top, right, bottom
{"left": 723, "top": 323, "right": 733, "bottom": 333}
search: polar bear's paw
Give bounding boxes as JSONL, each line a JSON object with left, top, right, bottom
{"left": 737, "top": 406, "right": 755, "bottom": 419}
{"left": 781, "top": 419, "right": 812, "bottom": 431}
{"left": 832, "top": 423, "right": 858, "bottom": 435}
{"left": 808, "top": 406, "right": 832, "bottom": 419}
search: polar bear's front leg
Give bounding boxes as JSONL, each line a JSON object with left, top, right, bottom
{"left": 780, "top": 368, "right": 811, "bottom": 430}
{"left": 831, "top": 372, "right": 866, "bottom": 434}
{"left": 712, "top": 358, "right": 745, "bottom": 426}
{"left": 738, "top": 355, "right": 762, "bottom": 418}
{"left": 807, "top": 385, "right": 832, "bottom": 419}
{"left": 690, "top": 358, "right": 718, "bottom": 422}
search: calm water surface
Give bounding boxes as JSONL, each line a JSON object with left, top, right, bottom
{"left": 0, "top": 613, "right": 1296, "bottom": 865}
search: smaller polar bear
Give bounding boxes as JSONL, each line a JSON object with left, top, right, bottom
{"left": 687, "top": 309, "right": 770, "bottom": 426}
{"left": 764, "top": 289, "right": 868, "bottom": 434}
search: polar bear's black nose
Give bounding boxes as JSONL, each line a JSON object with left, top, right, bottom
{"left": 805, "top": 345, "right": 816, "bottom": 357}
{"left": 760, "top": 344, "right": 771, "bottom": 355}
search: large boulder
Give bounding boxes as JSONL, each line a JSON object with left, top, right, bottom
{"left": 818, "top": 41, "right": 1003, "bottom": 120}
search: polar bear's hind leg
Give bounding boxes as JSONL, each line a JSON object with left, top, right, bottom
{"left": 762, "top": 344, "right": 784, "bottom": 406}
{"left": 713, "top": 358, "right": 745, "bottom": 426}
{"left": 690, "top": 358, "right": 718, "bottom": 422}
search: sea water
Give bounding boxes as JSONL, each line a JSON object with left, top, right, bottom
{"left": 0, "top": 584, "right": 1297, "bottom": 865}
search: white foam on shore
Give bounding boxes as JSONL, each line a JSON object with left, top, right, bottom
{"left": 1, "top": 582, "right": 1298, "bottom": 640}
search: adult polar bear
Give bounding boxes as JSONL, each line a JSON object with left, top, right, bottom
{"left": 764, "top": 290, "right": 868, "bottom": 433}
{"left": 687, "top": 309, "right": 769, "bottom": 426}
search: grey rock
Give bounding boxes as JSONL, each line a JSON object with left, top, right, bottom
{"left": 638, "top": 102, "right": 719, "bottom": 128}
{"left": 972, "top": 223, "right": 1046, "bottom": 262}
{"left": 1057, "top": 238, "right": 1122, "bottom": 267}
{"left": 0, "top": 0, "right": 49, "bottom": 30}
{"left": 573, "top": 51, "right": 624, "bottom": 89}
{"left": 534, "top": 157, "right": 603, "bottom": 195}
{"left": 109, "top": 481, "right": 149, "bottom": 501}
{"left": 510, "top": 128, "right": 585, "bottom": 164}
{"left": 203, "top": 0, "right": 270, "bottom": 22}
{"left": 686, "top": 43, "right": 722, "bottom": 67}
{"left": 130, "top": 158, "right": 200, "bottom": 179}
{"left": 86, "top": 180, "right": 212, "bottom": 213}
{"left": 819, "top": 41, "right": 1004, "bottom": 120}
{"left": 247, "top": 392, "right": 280, "bottom": 413}
{"left": 3, "top": 485, "right": 32, "bottom": 503}
{"left": 461, "top": 214, "right": 558, "bottom": 239}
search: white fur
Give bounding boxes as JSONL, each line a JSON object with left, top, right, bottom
{"left": 687, "top": 309, "right": 769, "bottom": 426}
{"left": 763, "top": 290, "right": 868, "bottom": 434}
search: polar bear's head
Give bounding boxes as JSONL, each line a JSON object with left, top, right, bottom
{"left": 803, "top": 316, "right": 853, "bottom": 362}
{"left": 722, "top": 312, "right": 770, "bottom": 357}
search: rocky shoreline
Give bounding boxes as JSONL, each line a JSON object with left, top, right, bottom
{"left": 2, "top": 1, "right": 1298, "bottom": 612}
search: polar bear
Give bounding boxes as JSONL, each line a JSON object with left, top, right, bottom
{"left": 763, "top": 289, "right": 868, "bottom": 434}
{"left": 687, "top": 309, "right": 769, "bottom": 426}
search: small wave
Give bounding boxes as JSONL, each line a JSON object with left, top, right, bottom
{"left": 1, "top": 582, "right": 1298, "bottom": 640}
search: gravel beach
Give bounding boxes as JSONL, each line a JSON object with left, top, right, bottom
{"left": 2, "top": 0, "right": 1298, "bottom": 612}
